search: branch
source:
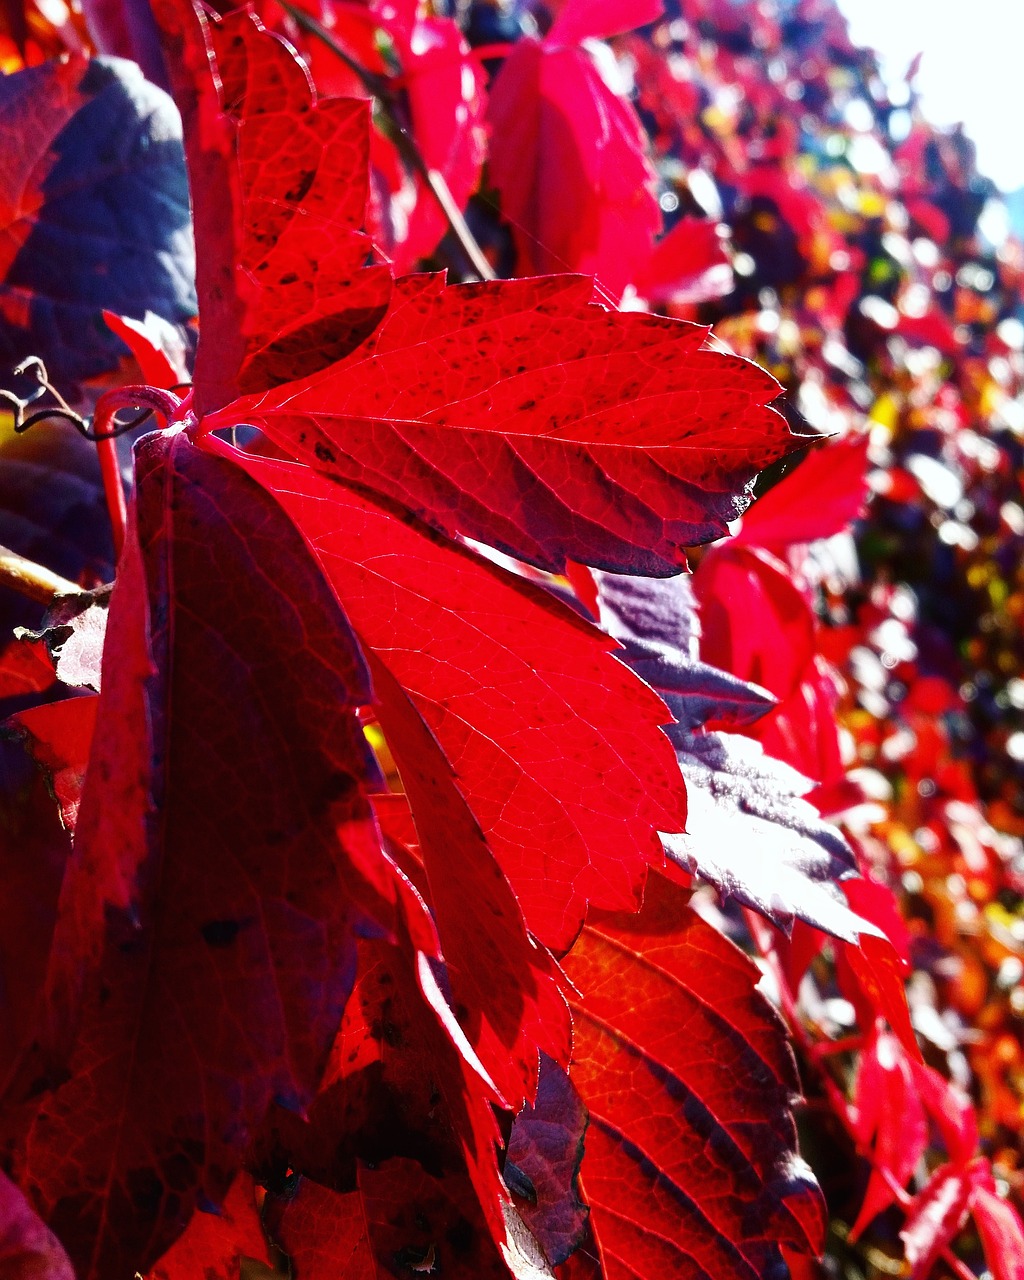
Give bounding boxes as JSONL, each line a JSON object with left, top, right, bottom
{"left": 0, "top": 545, "right": 82, "bottom": 605}
{"left": 279, "top": 2, "right": 496, "bottom": 282}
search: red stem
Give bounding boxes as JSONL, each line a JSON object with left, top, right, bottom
{"left": 97, "top": 437, "right": 127, "bottom": 562}
{"left": 91, "top": 386, "right": 182, "bottom": 563}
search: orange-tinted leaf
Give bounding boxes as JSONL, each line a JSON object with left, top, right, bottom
{"left": 561, "top": 872, "right": 826, "bottom": 1279}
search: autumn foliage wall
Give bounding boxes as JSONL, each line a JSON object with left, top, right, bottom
{"left": 0, "top": 0, "right": 1023, "bottom": 1278}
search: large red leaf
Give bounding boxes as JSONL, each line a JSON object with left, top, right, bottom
{"left": 561, "top": 872, "right": 826, "bottom": 1279}
{"left": 207, "top": 273, "right": 795, "bottom": 575}
{"left": 222, "top": 443, "right": 685, "bottom": 952}
{"left": 157, "top": 0, "right": 797, "bottom": 574}
{"left": 152, "top": 0, "right": 392, "bottom": 412}
{"left": 0, "top": 1169, "right": 74, "bottom": 1280}
{"left": 365, "top": 656, "right": 572, "bottom": 1110}
{"left": 9, "top": 432, "right": 400, "bottom": 1279}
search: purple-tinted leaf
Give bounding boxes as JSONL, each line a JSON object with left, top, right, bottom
{"left": 0, "top": 57, "right": 195, "bottom": 383}
{"left": 663, "top": 728, "right": 869, "bottom": 940}
{"left": 18, "top": 586, "right": 111, "bottom": 692}
{"left": 595, "top": 571, "right": 775, "bottom": 730}
{"left": 505, "top": 1054, "right": 588, "bottom": 1267}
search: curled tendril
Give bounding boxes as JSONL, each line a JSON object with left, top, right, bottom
{"left": 2, "top": 359, "right": 188, "bottom": 442}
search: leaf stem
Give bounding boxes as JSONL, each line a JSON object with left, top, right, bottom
{"left": 279, "top": 2, "right": 496, "bottom": 282}
{"left": 0, "top": 545, "right": 82, "bottom": 605}
{"left": 96, "top": 436, "right": 127, "bottom": 562}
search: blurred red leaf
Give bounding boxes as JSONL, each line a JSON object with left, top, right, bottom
{"left": 487, "top": 25, "right": 660, "bottom": 299}
{"left": 900, "top": 1160, "right": 982, "bottom": 1280}
{"left": 971, "top": 1183, "right": 1024, "bottom": 1280}
{"left": 849, "top": 1028, "right": 928, "bottom": 1239}
{"left": 737, "top": 436, "right": 870, "bottom": 550}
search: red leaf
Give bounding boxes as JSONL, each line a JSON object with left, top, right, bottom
{"left": 146, "top": 1172, "right": 272, "bottom": 1279}
{"left": 505, "top": 1055, "right": 589, "bottom": 1267}
{"left": 0, "top": 737, "right": 70, "bottom": 1098}
{"left": 384, "top": 13, "right": 486, "bottom": 271}
{"left": 493, "top": 47, "right": 653, "bottom": 299}
{"left": 900, "top": 1160, "right": 980, "bottom": 1280}
{"left": 547, "top": 0, "right": 664, "bottom": 44}
{"left": 736, "top": 436, "right": 870, "bottom": 550}
{"left": 487, "top": 14, "right": 661, "bottom": 297}
{"left": 848, "top": 1029, "right": 927, "bottom": 1239}
{"left": 255, "top": 934, "right": 510, "bottom": 1252}
{"left": 101, "top": 311, "right": 183, "bottom": 389}
{"left": 0, "top": 637, "right": 55, "bottom": 702}
{"left": 364, "top": 654, "right": 572, "bottom": 1110}
{"left": 836, "top": 880, "right": 918, "bottom": 1061}
{"left": 694, "top": 544, "right": 815, "bottom": 702}
{"left": 908, "top": 1061, "right": 978, "bottom": 1169}
{"left": 265, "top": 1161, "right": 516, "bottom": 1278}
{"left": 208, "top": 274, "right": 794, "bottom": 575}
{"left": 7, "top": 696, "right": 97, "bottom": 831}
{"left": 971, "top": 1184, "right": 1024, "bottom": 1280}
{"left": 561, "top": 872, "right": 826, "bottom": 1279}
{"left": 0, "top": 1169, "right": 74, "bottom": 1280}
{"left": 223, "top": 443, "right": 686, "bottom": 952}
{"left": 12, "top": 433, "right": 399, "bottom": 1278}
{"left": 152, "top": 0, "right": 392, "bottom": 413}
{"left": 633, "top": 217, "right": 734, "bottom": 307}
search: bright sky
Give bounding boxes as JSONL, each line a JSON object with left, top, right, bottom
{"left": 837, "top": 0, "right": 1024, "bottom": 191}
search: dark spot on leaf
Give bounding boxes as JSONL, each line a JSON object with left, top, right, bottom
{"left": 286, "top": 171, "right": 316, "bottom": 204}
{"left": 200, "top": 919, "right": 241, "bottom": 947}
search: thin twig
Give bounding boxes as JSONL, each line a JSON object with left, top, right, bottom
{"left": 0, "top": 545, "right": 82, "bottom": 605}
{"left": 279, "top": 2, "right": 496, "bottom": 281}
